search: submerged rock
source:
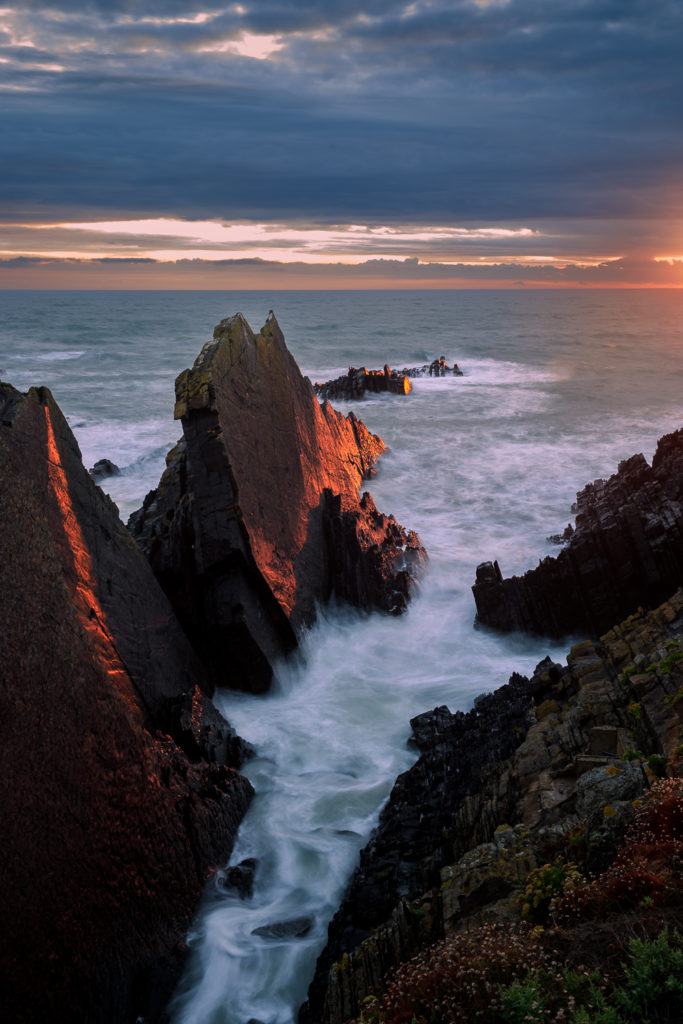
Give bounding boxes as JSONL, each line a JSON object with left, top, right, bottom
{"left": 130, "top": 312, "right": 426, "bottom": 693}
{"left": 0, "top": 382, "right": 252, "bottom": 1024}
{"left": 252, "top": 917, "right": 314, "bottom": 939}
{"left": 473, "top": 428, "right": 683, "bottom": 638}
{"left": 221, "top": 858, "right": 259, "bottom": 899}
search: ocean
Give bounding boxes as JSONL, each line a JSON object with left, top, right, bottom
{"left": 2, "top": 288, "right": 682, "bottom": 1023}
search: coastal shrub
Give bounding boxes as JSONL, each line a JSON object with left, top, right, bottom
{"left": 555, "top": 778, "right": 683, "bottom": 924}
{"left": 614, "top": 929, "right": 683, "bottom": 1023}
{"left": 521, "top": 861, "right": 585, "bottom": 924}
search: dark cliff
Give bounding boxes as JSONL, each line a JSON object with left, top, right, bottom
{"left": 303, "top": 590, "right": 683, "bottom": 1024}
{"left": 130, "top": 312, "right": 426, "bottom": 692}
{"left": 0, "top": 382, "right": 253, "bottom": 1024}
{"left": 472, "top": 428, "right": 683, "bottom": 639}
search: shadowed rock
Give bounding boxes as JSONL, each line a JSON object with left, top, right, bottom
{"left": 89, "top": 456, "right": 121, "bottom": 480}
{"left": 399, "top": 357, "right": 463, "bottom": 378}
{"left": 472, "top": 428, "right": 683, "bottom": 639}
{"left": 0, "top": 382, "right": 252, "bottom": 1024}
{"left": 130, "top": 312, "right": 426, "bottom": 692}
{"left": 252, "top": 917, "right": 314, "bottom": 939}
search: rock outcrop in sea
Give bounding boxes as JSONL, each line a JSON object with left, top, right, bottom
{"left": 0, "top": 382, "right": 253, "bottom": 1024}
{"left": 130, "top": 312, "right": 426, "bottom": 692}
{"left": 314, "top": 364, "right": 412, "bottom": 400}
{"left": 302, "top": 589, "right": 683, "bottom": 1024}
{"left": 312, "top": 357, "right": 464, "bottom": 401}
{"left": 473, "top": 428, "right": 683, "bottom": 639}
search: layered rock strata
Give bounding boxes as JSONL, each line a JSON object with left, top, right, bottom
{"left": 473, "top": 428, "right": 683, "bottom": 639}
{"left": 130, "top": 312, "right": 426, "bottom": 692}
{"left": 303, "top": 590, "right": 683, "bottom": 1024}
{"left": 0, "top": 382, "right": 252, "bottom": 1024}
{"left": 313, "top": 365, "right": 411, "bottom": 400}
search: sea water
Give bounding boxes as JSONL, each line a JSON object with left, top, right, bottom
{"left": 2, "top": 289, "right": 682, "bottom": 1023}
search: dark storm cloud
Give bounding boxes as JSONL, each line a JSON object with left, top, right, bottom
{"left": 1, "top": 1, "right": 682, "bottom": 231}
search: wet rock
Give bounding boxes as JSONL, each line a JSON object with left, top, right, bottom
{"left": 89, "top": 457, "right": 121, "bottom": 480}
{"left": 314, "top": 364, "right": 411, "bottom": 400}
{"left": 473, "top": 429, "right": 683, "bottom": 638}
{"left": 130, "top": 312, "right": 426, "bottom": 693}
{"left": 252, "top": 916, "right": 313, "bottom": 939}
{"left": 222, "top": 858, "right": 258, "bottom": 899}
{"left": 322, "top": 490, "right": 427, "bottom": 615}
{"left": 400, "top": 358, "right": 464, "bottom": 378}
{"left": 547, "top": 523, "right": 574, "bottom": 545}
{"left": 0, "top": 382, "right": 253, "bottom": 1024}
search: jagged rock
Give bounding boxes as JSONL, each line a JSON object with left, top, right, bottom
{"left": 252, "top": 917, "right": 314, "bottom": 939}
{"left": 0, "top": 382, "right": 253, "bottom": 1024}
{"left": 399, "top": 357, "right": 463, "bottom": 378}
{"left": 303, "top": 591, "right": 683, "bottom": 1024}
{"left": 130, "top": 312, "right": 426, "bottom": 693}
{"left": 89, "top": 457, "right": 121, "bottom": 480}
{"left": 301, "top": 673, "right": 537, "bottom": 1024}
{"left": 313, "top": 364, "right": 411, "bottom": 400}
{"left": 322, "top": 490, "right": 427, "bottom": 614}
{"left": 547, "top": 523, "right": 574, "bottom": 545}
{"left": 473, "top": 428, "right": 683, "bottom": 638}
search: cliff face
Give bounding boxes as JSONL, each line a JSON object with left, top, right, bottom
{"left": 0, "top": 383, "right": 252, "bottom": 1024}
{"left": 130, "top": 312, "right": 426, "bottom": 691}
{"left": 303, "top": 590, "right": 683, "bottom": 1024}
{"left": 472, "top": 428, "right": 683, "bottom": 639}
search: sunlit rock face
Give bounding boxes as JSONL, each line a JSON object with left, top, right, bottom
{"left": 472, "top": 427, "right": 683, "bottom": 639}
{"left": 0, "top": 382, "right": 252, "bottom": 1024}
{"left": 130, "top": 312, "right": 426, "bottom": 692}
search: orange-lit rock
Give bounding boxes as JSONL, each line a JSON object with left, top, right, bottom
{"left": 130, "top": 312, "right": 426, "bottom": 692}
{"left": 0, "top": 382, "right": 252, "bottom": 1024}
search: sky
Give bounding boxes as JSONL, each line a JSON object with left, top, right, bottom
{"left": 1, "top": 0, "right": 683, "bottom": 288}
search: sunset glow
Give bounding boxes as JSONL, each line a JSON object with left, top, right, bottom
{"left": 0, "top": 2, "right": 681, "bottom": 288}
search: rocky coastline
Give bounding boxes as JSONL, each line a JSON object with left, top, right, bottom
{"left": 2, "top": 312, "right": 681, "bottom": 1024}
{"left": 0, "top": 313, "right": 425, "bottom": 1023}
{"left": 472, "top": 428, "right": 683, "bottom": 639}
{"left": 301, "top": 427, "right": 683, "bottom": 1024}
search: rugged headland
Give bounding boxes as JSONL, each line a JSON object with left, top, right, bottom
{"left": 302, "top": 433, "right": 683, "bottom": 1024}
{"left": 0, "top": 313, "right": 426, "bottom": 1023}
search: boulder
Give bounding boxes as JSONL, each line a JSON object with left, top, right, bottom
{"left": 89, "top": 457, "right": 121, "bottom": 480}
{"left": 130, "top": 312, "right": 426, "bottom": 692}
{"left": 473, "top": 429, "right": 683, "bottom": 638}
{"left": 0, "top": 382, "right": 253, "bottom": 1024}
